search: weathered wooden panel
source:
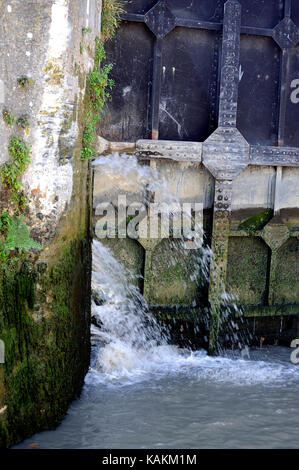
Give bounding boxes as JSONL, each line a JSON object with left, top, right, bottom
{"left": 100, "top": 22, "right": 153, "bottom": 141}
{"left": 159, "top": 28, "right": 220, "bottom": 141}
{"left": 292, "top": 0, "right": 299, "bottom": 26}
{"left": 169, "top": 0, "right": 225, "bottom": 23}
{"left": 122, "top": 0, "right": 156, "bottom": 15}
{"left": 239, "top": 0, "right": 283, "bottom": 29}
{"left": 97, "top": 0, "right": 299, "bottom": 345}
{"left": 237, "top": 35, "right": 280, "bottom": 146}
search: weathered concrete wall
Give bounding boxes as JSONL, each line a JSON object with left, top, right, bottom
{"left": 0, "top": 0, "right": 101, "bottom": 447}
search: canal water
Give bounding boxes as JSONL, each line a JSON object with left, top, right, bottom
{"left": 16, "top": 240, "right": 299, "bottom": 449}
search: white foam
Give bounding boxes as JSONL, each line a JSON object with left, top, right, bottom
{"left": 88, "top": 240, "right": 299, "bottom": 388}
{"left": 89, "top": 154, "right": 297, "bottom": 390}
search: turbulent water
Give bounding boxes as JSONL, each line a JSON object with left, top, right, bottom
{"left": 15, "top": 153, "right": 299, "bottom": 449}
{"left": 90, "top": 239, "right": 170, "bottom": 379}
{"left": 16, "top": 345, "right": 299, "bottom": 449}
{"left": 15, "top": 239, "right": 299, "bottom": 449}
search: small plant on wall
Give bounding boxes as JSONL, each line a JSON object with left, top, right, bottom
{"left": 0, "top": 135, "right": 41, "bottom": 259}
{"left": 81, "top": 0, "right": 123, "bottom": 160}
{"left": 101, "top": 0, "right": 123, "bottom": 40}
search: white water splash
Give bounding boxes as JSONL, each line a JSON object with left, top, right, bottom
{"left": 91, "top": 239, "right": 169, "bottom": 374}
{"left": 88, "top": 240, "right": 299, "bottom": 388}
{"left": 92, "top": 152, "right": 178, "bottom": 204}
{"left": 89, "top": 153, "right": 291, "bottom": 386}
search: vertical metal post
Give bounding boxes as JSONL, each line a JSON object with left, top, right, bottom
{"left": 209, "top": 180, "right": 233, "bottom": 353}
{"left": 208, "top": 0, "right": 242, "bottom": 354}
{"left": 218, "top": 0, "right": 242, "bottom": 129}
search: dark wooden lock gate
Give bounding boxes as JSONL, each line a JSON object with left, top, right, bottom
{"left": 98, "top": 0, "right": 299, "bottom": 350}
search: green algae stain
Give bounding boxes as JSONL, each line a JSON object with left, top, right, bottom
{"left": 238, "top": 209, "right": 273, "bottom": 231}
{"left": 0, "top": 237, "right": 90, "bottom": 448}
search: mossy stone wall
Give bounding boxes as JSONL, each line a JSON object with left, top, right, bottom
{"left": 227, "top": 237, "right": 269, "bottom": 305}
{"left": 0, "top": 239, "right": 91, "bottom": 447}
{"left": 273, "top": 238, "right": 299, "bottom": 304}
{"left": 148, "top": 239, "right": 205, "bottom": 306}
{"left": 0, "top": 0, "right": 101, "bottom": 447}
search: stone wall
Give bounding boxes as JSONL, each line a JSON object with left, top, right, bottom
{"left": 0, "top": 0, "right": 101, "bottom": 447}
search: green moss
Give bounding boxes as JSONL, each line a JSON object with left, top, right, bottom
{"left": 0, "top": 211, "right": 12, "bottom": 260}
{"left": 0, "top": 238, "right": 91, "bottom": 447}
{"left": 4, "top": 217, "right": 42, "bottom": 254}
{"left": 101, "top": 0, "right": 123, "bottom": 40}
{"left": 227, "top": 237, "right": 269, "bottom": 305}
{"left": 149, "top": 239, "right": 205, "bottom": 306}
{"left": 82, "top": 26, "right": 92, "bottom": 34}
{"left": 238, "top": 209, "right": 273, "bottom": 231}
{"left": 81, "top": 38, "right": 114, "bottom": 160}
{"left": 17, "top": 76, "right": 34, "bottom": 89}
{"left": 2, "top": 110, "right": 16, "bottom": 127}
{"left": 0, "top": 258, "right": 44, "bottom": 444}
{"left": 88, "top": 65, "right": 114, "bottom": 112}
{"left": 81, "top": 118, "right": 98, "bottom": 159}
{"left": 272, "top": 238, "right": 299, "bottom": 304}
{"left": 0, "top": 211, "right": 11, "bottom": 234}
{"left": 1, "top": 136, "right": 30, "bottom": 190}
{"left": 16, "top": 115, "right": 30, "bottom": 130}
{"left": 0, "top": 136, "right": 31, "bottom": 210}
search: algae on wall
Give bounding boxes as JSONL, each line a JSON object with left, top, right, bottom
{"left": 227, "top": 237, "right": 270, "bottom": 305}
{"left": 0, "top": 0, "right": 103, "bottom": 447}
{"left": 272, "top": 237, "right": 299, "bottom": 304}
{"left": 0, "top": 0, "right": 124, "bottom": 447}
{"left": 0, "top": 238, "right": 91, "bottom": 446}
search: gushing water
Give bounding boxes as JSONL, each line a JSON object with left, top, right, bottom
{"left": 90, "top": 239, "right": 298, "bottom": 389}
{"left": 91, "top": 152, "right": 252, "bottom": 361}
{"left": 91, "top": 152, "right": 212, "bottom": 380}
{"left": 15, "top": 153, "right": 299, "bottom": 449}
{"left": 91, "top": 239, "right": 172, "bottom": 379}
{"left": 90, "top": 152, "right": 294, "bottom": 385}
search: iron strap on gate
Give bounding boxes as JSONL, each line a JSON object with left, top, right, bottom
{"left": 99, "top": 0, "right": 299, "bottom": 351}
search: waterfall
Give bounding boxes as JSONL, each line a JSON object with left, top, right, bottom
{"left": 89, "top": 241, "right": 299, "bottom": 390}
{"left": 91, "top": 238, "right": 172, "bottom": 377}
{"left": 90, "top": 153, "right": 252, "bottom": 380}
